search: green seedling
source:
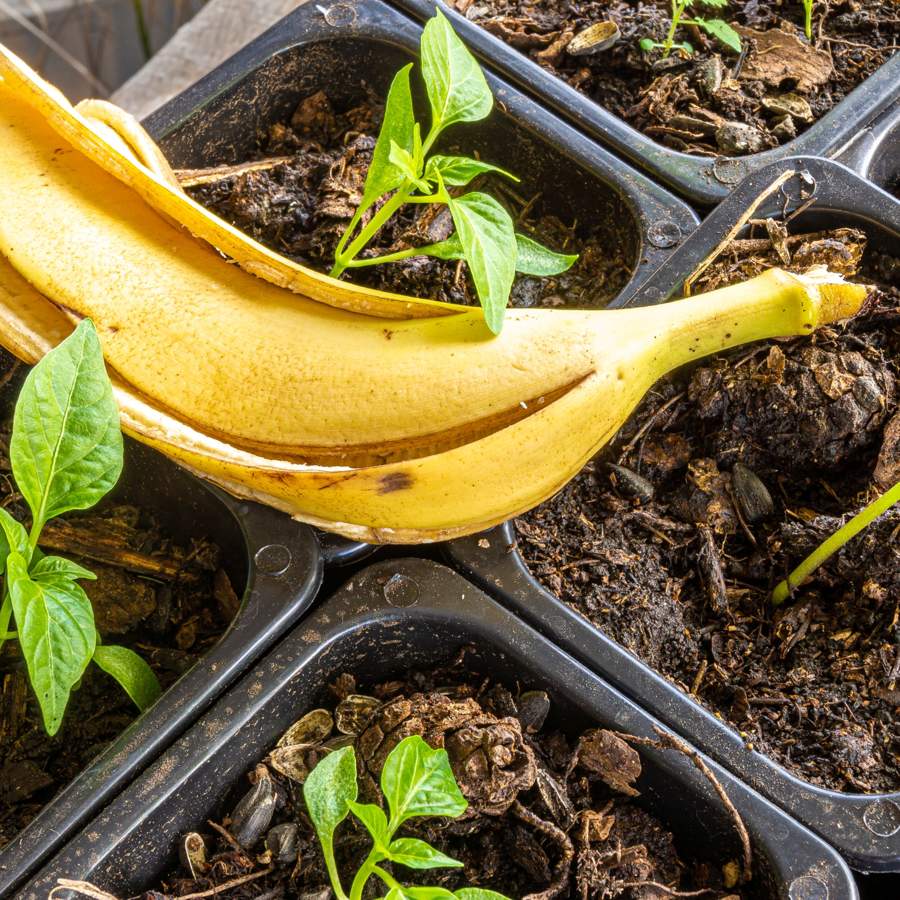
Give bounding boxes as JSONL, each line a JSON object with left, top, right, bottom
{"left": 772, "top": 480, "right": 900, "bottom": 605}
{"left": 330, "top": 10, "right": 577, "bottom": 334}
{"left": 801, "top": 0, "right": 814, "bottom": 40}
{"left": 303, "top": 733, "right": 511, "bottom": 900}
{"left": 0, "top": 320, "right": 160, "bottom": 735}
{"left": 639, "top": 0, "right": 742, "bottom": 58}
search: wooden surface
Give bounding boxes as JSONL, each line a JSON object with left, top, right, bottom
{"left": 111, "top": 0, "right": 308, "bottom": 118}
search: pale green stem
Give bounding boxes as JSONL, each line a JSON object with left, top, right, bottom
{"left": 662, "top": 0, "right": 688, "bottom": 57}
{"left": 322, "top": 838, "right": 350, "bottom": 900}
{"left": 345, "top": 247, "right": 428, "bottom": 268}
{"left": 372, "top": 866, "right": 404, "bottom": 891}
{"left": 0, "top": 594, "right": 11, "bottom": 654}
{"left": 804, "top": 0, "right": 813, "bottom": 40}
{"left": 330, "top": 184, "right": 412, "bottom": 278}
{"left": 348, "top": 850, "right": 380, "bottom": 900}
{"left": 772, "top": 481, "right": 900, "bottom": 605}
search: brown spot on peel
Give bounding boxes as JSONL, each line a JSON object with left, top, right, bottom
{"left": 378, "top": 471, "right": 414, "bottom": 494}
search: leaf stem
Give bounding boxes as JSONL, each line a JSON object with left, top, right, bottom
{"left": 345, "top": 247, "right": 425, "bottom": 268}
{"left": 372, "top": 865, "right": 404, "bottom": 891}
{"left": 331, "top": 184, "right": 412, "bottom": 278}
{"left": 348, "top": 851, "right": 380, "bottom": 900}
{"left": 0, "top": 595, "right": 11, "bottom": 653}
{"left": 663, "top": 0, "right": 688, "bottom": 57}
{"left": 772, "top": 481, "right": 900, "bottom": 605}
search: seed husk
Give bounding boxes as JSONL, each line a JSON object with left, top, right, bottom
{"left": 178, "top": 832, "right": 208, "bottom": 878}
{"left": 567, "top": 21, "right": 620, "bottom": 56}
{"left": 732, "top": 462, "right": 775, "bottom": 523}
{"left": 335, "top": 694, "right": 381, "bottom": 735}
{"left": 276, "top": 708, "right": 333, "bottom": 748}
{"left": 230, "top": 772, "right": 277, "bottom": 848}
{"left": 266, "top": 822, "right": 301, "bottom": 866}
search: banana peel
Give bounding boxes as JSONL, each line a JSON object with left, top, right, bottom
{"left": 0, "top": 46, "right": 870, "bottom": 543}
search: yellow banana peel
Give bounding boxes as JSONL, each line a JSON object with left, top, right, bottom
{"left": 0, "top": 46, "right": 869, "bottom": 543}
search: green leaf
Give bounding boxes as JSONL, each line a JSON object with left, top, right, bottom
{"left": 304, "top": 745, "right": 358, "bottom": 898}
{"left": 8, "top": 551, "right": 95, "bottom": 735}
{"left": 695, "top": 0, "right": 728, "bottom": 7}
{"left": 350, "top": 800, "right": 390, "bottom": 845}
{"left": 93, "top": 643, "right": 161, "bottom": 711}
{"left": 10, "top": 319, "right": 123, "bottom": 533}
{"left": 455, "top": 891, "right": 513, "bottom": 900}
{"left": 421, "top": 10, "right": 493, "bottom": 134}
{"left": 378, "top": 889, "right": 457, "bottom": 900}
{"left": 0, "top": 506, "right": 28, "bottom": 575}
{"left": 389, "top": 140, "right": 429, "bottom": 192}
{"left": 638, "top": 37, "right": 658, "bottom": 52}
{"left": 362, "top": 63, "right": 416, "bottom": 209}
{"left": 381, "top": 735, "right": 467, "bottom": 826}
{"left": 408, "top": 234, "right": 465, "bottom": 262}
{"left": 447, "top": 193, "right": 517, "bottom": 334}
{"left": 31, "top": 555, "right": 96, "bottom": 582}
{"left": 387, "top": 837, "right": 463, "bottom": 870}
{"left": 514, "top": 234, "right": 578, "bottom": 276}
{"left": 692, "top": 17, "right": 742, "bottom": 52}
{"left": 424, "top": 155, "right": 518, "bottom": 187}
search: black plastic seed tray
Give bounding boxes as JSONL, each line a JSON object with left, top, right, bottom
{"left": 390, "top": 0, "right": 900, "bottom": 206}
{"left": 141, "top": 0, "right": 699, "bottom": 311}
{"left": 837, "top": 102, "right": 900, "bottom": 198}
{"left": 444, "top": 157, "right": 900, "bottom": 873}
{"left": 0, "top": 433, "right": 322, "bottom": 896}
{"left": 27, "top": 558, "right": 857, "bottom": 900}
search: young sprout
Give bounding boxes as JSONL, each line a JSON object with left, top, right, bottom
{"left": 303, "top": 733, "right": 510, "bottom": 900}
{"left": 801, "top": 0, "right": 814, "bottom": 41}
{"left": 771, "top": 480, "right": 900, "bottom": 605}
{"left": 330, "top": 11, "right": 577, "bottom": 334}
{"left": 0, "top": 320, "right": 160, "bottom": 735}
{"left": 639, "top": 0, "right": 742, "bottom": 59}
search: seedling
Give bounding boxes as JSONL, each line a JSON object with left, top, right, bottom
{"left": 0, "top": 320, "right": 160, "bottom": 735}
{"left": 772, "top": 480, "right": 900, "bottom": 605}
{"left": 330, "top": 11, "right": 577, "bottom": 334}
{"left": 304, "top": 733, "right": 511, "bottom": 900}
{"left": 801, "top": 0, "right": 814, "bottom": 40}
{"left": 639, "top": 0, "right": 742, "bottom": 58}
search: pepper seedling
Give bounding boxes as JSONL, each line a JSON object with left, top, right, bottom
{"left": 303, "top": 733, "right": 511, "bottom": 900}
{"left": 772, "top": 480, "right": 900, "bottom": 605}
{"left": 330, "top": 10, "right": 577, "bottom": 334}
{"left": 0, "top": 319, "right": 160, "bottom": 735}
{"left": 639, "top": 0, "right": 742, "bottom": 58}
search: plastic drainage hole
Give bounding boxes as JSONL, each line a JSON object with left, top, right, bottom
{"left": 788, "top": 875, "right": 828, "bottom": 900}
{"left": 318, "top": 3, "right": 357, "bottom": 26}
{"left": 781, "top": 170, "right": 818, "bottom": 204}
{"left": 383, "top": 573, "right": 419, "bottom": 607}
{"left": 711, "top": 156, "right": 746, "bottom": 185}
{"left": 863, "top": 799, "right": 900, "bottom": 837}
{"left": 647, "top": 220, "right": 682, "bottom": 249}
{"left": 254, "top": 543, "right": 292, "bottom": 577}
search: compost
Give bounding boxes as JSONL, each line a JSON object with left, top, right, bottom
{"left": 146, "top": 654, "right": 752, "bottom": 899}
{"left": 187, "top": 90, "right": 631, "bottom": 308}
{"left": 451, "top": 0, "right": 897, "bottom": 156}
{"left": 518, "top": 225, "right": 900, "bottom": 793}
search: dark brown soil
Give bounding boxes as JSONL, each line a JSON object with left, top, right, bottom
{"left": 144, "top": 655, "right": 754, "bottom": 899}
{"left": 451, "top": 0, "right": 898, "bottom": 156}
{"left": 0, "top": 354, "right": 234, "bottom": 848}
{"left": 518, "top": 224, "right": 900, "bottom": 794}
{"left": 186, "top": 90, "right": 632, "bottom": 309}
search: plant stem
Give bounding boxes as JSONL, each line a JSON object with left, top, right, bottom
{"left": 331, "top": 184, "right": 412, "bottom": 278}
{"left": 372, "top": 866, "right": 404, "bottom": 891}
{"left": 0, "top": 594, "right": 11, "bottom": 654}
{"left": 348, "top": 851, "right": 380, "bottom": 900}
{"left": 346, "top": 247, "right": 426, "bottom": 268}
{"left": 663, "top": 0, "right": 686, "bottom": 57}
{"left": 772, "top": 481, "right": 900, "bottom": 605}
{"left": 804, "top": 0, "right": 813, "bottom": 40}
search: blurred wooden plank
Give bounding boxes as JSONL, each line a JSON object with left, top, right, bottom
{"left": 111, "top": 0, "right": 308, "bottom": 119}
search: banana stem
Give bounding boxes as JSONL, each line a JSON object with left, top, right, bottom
{"left": 635, "top": 268, "right": 867, "bottom": 379}
{"left": 772, "top": 481, "right": 900, "bottom": 605}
